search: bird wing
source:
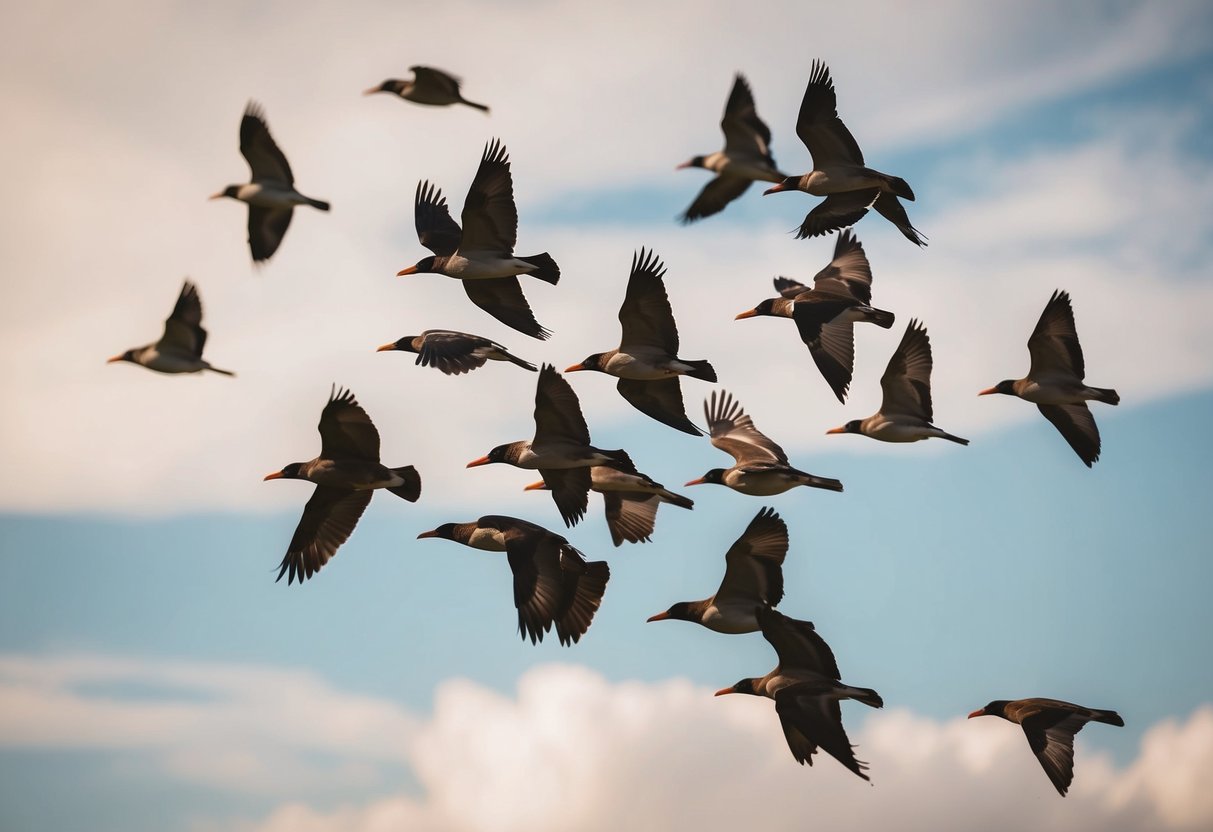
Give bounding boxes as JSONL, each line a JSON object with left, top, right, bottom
{"left": 415, "top": 330, "right": 490, "bottom": 375}
{"left": 795, "top": 61, "right": 864, "bottom": 168}
{"left": 462, "top": 278, "right": 551, "bottom": 340}
{"left": 551, "top": 544, "right": 610, "bottom": 645}
{"left": 1022, "top": 710, "right": 1091, "bottom": 796}
{"left": 247, "top": 205, "right": 293, "bottom": 263}
{"left": 807, "top": 320, "right": 855, "bottom": 405}
{"left": 533, "top": 364, "right": 592, "bottom": 446}
{"left": 318, "top": 386, "right": 381, "bottom": 462}
{"left": 720, "top": 73, "right": 773, "bottom": 158}
{"left": 275, "top": 487, "right": 372, "bottom": 585}
{"left": 459, "top": 139, "right": 518, "bottom": 255}
{"left": 414, "top": 181, "right": 462, "bottom": 256}
{"left": 410, "top": 65, "right": 462, "bottom": 96}
{"left": 159, "top": 280, "right": 206, "bottom": 357}
{"left": 715, "top": 507, "right": 788, "bottom": 607}
{"left": 758, "top": 606, "right": 841, "bottom": 678}
{"left": 537, "top": 467, "right": 591, "bottom": 528}
{"left": 618, "top": 248, "right": 679, "bottom": 354}
{"left": 880, "top": 320, "right": 933, "bottom": 420}
{"left": 1028, "top": 290, "right": 1086, "bottom": 382}
{"left": 600, "top": 491, "right": 660, "bottom": 546}
{"left": 679, "top": 175, "right": 753, "bottom": 224}
{"left": 775, "top": 689, "right": 869, "bottom": 780}
{"left": 240, "top": 101, "right": 293, "bottom": 184}
{"left": 1038, "top": 403, "right": 1101, "bottom": 467}
{"left": 774, "top": 276, "right": 809, "bottom": 298}
{"left": 705, "top": 390, "right": 787, "bottom": 464}
{"left": 504, "top": 528, "right": 607, "bottom": 645}
{"left": 795, "top": 190, "right": 878, "bottom": 240}
{"left": 812, "top": 228, "right": 872, "bottom": 303}
{"left": 616, "top": 378, "right": 701, "bottom": 436}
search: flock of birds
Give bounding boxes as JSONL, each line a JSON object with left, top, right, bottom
{"left": 105, "top": 62, "right": 1124, "bottom": 796}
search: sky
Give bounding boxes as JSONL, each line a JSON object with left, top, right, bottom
{"left": 1, "top": 0, "right": 1212, "bottom": 830}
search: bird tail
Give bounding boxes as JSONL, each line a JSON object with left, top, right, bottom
{"left": 521, "top": 252, "right": 560, "bottom": 285}
{"left": 461, "top": 98, "right": 490, "bottom": 113}
{"left": 387, "top": 465, "right": 421, "bottom": 502}
{"left": 600, "top": 449, "right": 637, "bottom": 474}
{"left": 307, "top": 198, "right": 331, "bottom": 212}
{"left": 864, "top": 307, "right": 896, "bottom": 329}
{"left": 505, "top": 352, "right": 538, "bottom": 371}
{"left": 844, "top": 685, "right": 884, "bottom": 709}
{"left": 1092, "top": 709, "right": 1124, "bottom": 727}
{"left": 797, "top": 471, "right": 844, "bottom": 492}
{"left": 657, "top": 489, "right": 694, "bottom": 510}
{"left": 205, "top": 365, "right": 236, "bottom": 377}
{"left": 939, "top": 431, "right": 969, "bottom": 446}
{"left": 1091, "top": 387, "right": 1120, "bottom": 406}
{"left": 885, "top": 175, "right": 914, "bottom": 201}
{"left": 683, "top": 360, "right": 717, "bottom": 382}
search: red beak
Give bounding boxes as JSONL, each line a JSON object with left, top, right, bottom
{"left": 967, "top": 709, "right": 985, "bottom": 719}
{"left": 646, "top": 611, "right": 671, "bottom": 623}
{"left": 977, "top": 387, "right": 998, "bottom": 396}
{"left": 684, "top": 477, "right": 706, "bottom": 487}
{"left": 714, "top": 687, "right": 736, "bottom": 697}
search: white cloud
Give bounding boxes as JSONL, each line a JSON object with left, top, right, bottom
{"left": 2, "top": 655, "right": 1211, "bottom": 831}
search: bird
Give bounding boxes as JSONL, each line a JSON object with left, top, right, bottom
{"left": 107, "top": 280, "right": 234, "bottom": 376}
{"left": 677, "top": 73, "right": 786, "bottom": 222}
{"left": 210, "top": 101, "right": 330, "bottom": 263}
{"left": 715, "top": 606, "right": 883, "bottom": 780}
{"left": 763, "top": 61, "right": 924, "bottom": 246}
{"left": 688, "top": 390, "right": 843, "bottom": 495}
{"left": 397, "top": 140, "right": 559, "bottom": 340}
{"left": 735, "top": 229, "right": 891, "bottom": 402}
{"left": 565, "top": 248, "right": 716, "bottom": 435}
{"left": 363, "top": 66, "right": 489, "bottom": 112}
{"left": 979, "top": 290, "right": 1119, "bottom": 466}
{"left": 524, "top": 465, "right": 693, "bottom": 546}
{"left": 417, "top": 515, "right": 609, "bottom": 645}
{"left": 376, "top": 329, "right": 536, "bottom": 375}
{"left": 968, "top": 698, "right": 1124, "bottom": 796}
{"left": 467, "top": 365, "right": 636, "bottom": 527}
{"left": 827, "top": 320, "right": 968, "bottom": 444}
{"left": 263, "top": 386, "right": 420, "bottom": 584}
{"left": 647, "top": 506, "right": 786, "bottom": 632}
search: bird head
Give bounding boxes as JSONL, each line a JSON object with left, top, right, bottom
{"left": 968, "top": 700, "right": 1011, "bottom": 719}
{"left": 715, "top": 678, "right": 762, "bottom": 697}
{"left": 416, "top": 523, "right": 457, "bottom": 541}
{"left": 208, "top": 185, "right": 241, "bottom": 201}
{"left": 826, "top": 420, "right": 863, "bottom": 436}
{"left": 376, "top": 337, "right": 418, "bottom": 354}
{"left": 763, "top": 176, "right": 799, "bottom": 195}
{"left": 565, "top": 354, "right": 605, "bottom": 373}
{"left": 978, "top": 381, "right": 1016, "bottom": 396}
{"left": 363, "top": 80, "right": 402, "bottom": 96}
{"left": 676, "top": 155, "right": 706, "bottom": 171}
{"left": 397, "top": 256, "right": 436, "bottom": 277}
{"left": 735, "top": 298, "right": 777, "bottom": 320}
{"left": 263, "top": 462, "right": 306, "bottom": 481}
{"left": 646, "top": 601, "right": 694, "bottom": 623}
{"left": 106, "top": 349, "right": 136, "bottom": 365}
{"left": 467, "top": 444, "right": 512, "bottom": 468}
{"left": 685, "top": 469, "right": 725, "bottom": 487}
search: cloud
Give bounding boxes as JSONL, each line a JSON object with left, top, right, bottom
{"left": 2, "top": 655, "right": 1211, "bottom": 831}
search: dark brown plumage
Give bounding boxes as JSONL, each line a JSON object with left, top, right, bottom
{"left": 376, "top": 329, "right": 536, "bottom": 375}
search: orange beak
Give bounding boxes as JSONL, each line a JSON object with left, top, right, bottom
{"left": 396, "top": 265, "right": 419, "bottom": 276}
{"left": 207, "top": 191, "right": 226, "bottom": 200}
{"left": 967, "top": 709, "right": 985, "bottom": 719}
{"left": 106, "top": 354, "right": 125, "bottom": 364}
{"left": 977, "top": 387, "right": 998, "bottom": 396}
{"left": 466, "top": 455, "right": 492, "bottom": 468}
{"left": 416, "top": 529, "right": 439, "bottom": 539}
{"left": 734, "top": 308, "right": 758, "bottom": 320}
{"left": 825, "top": 426, "right": 847, "bottom": 435}
{"left": 523, "top": 480, "right": 548, "bottom": 491}
{"left": 646, "top": 611, "right": 671, "bottom": 623}
{"left": 362, "top": 86, "right": 382, "bottom": 96}
{"left": 714, "top": 687, "right": 736, "bottom": 697}
{"left": 763, "top": 182, "right": 790, "bottom": 195}
{"left": 675, "top": 161, "right": 692, "bottom": 170}
{"left": 564, "top": 363, "right": 585, "bottom": 373}
{"left": 684, "top": 477, "right": 706, "bottom": 487}
{"left": 263, "top": 471, "right": 284, "bottom": 481}
{"left": 375, "top": 342, "right": 397, "bottom": 352}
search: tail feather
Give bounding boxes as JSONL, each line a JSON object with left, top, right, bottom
{"left": 505, "top": 352, "right": 538, "bottom": 371}
{"left": 939, "top": 431, "right": 969, "bottom": 446}
{"left": 800, "top": 472, "right": 844, "bottom": 493}
{"left": 683, "top": 359, "right": 717, "bottom": 382}
{"left": 461, "top": 99, "right": 490, "bottom": 113}
{"left": 600, "top": 449, "right": 636, "bottom": 474}
{"left": 886, "top": 176, "right": 914, "bottom": 201}
{"left": 205, "top": 365, "right": 236, "bottom": 377}
{"left": 846, "top": 685, "right": 884, "bottom": 709}
{"left": 521, "top": 252, "right": 560, "bottom": 285}
{"left": 865, "top": 307, "right": 895, "bottom": 329}
{"left": 657, "top": 490, "right": 694, "bottom": 510}
{"left": 1093, "top": 387, "right": 1120, "bottom": 406}
{"left": 307, "top": 198, "right": 331, "bottom": 212}
{"left": 1093, "top": 709, "right": 1124, "bottom": 727}
{"left": 387, "top": 465, "right": 421, "bottom": 502}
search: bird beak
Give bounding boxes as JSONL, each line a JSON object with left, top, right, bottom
{"left": 684, "top": 477, "right": 706, "bottom": 487}
{"left": 523, "top": 480, "right": 547, "bottom": 491}
{"left": 375, "top": 343, "right": 397, "bottom": 352}
{"left": 734, "top": 308, "right": 758, "bottom": 320}
{"left": 763, "top": 183, "right": 789, "bottom": 195}
{"left": 106, "top": 354, "right": 125, "bottom": 364}
{"left": 466, "top": 455, "right": 492, "bottom": 468}
{"left": 396, "top": 265, "right": 419, "bottom": 276}
{"left": 646, "top": 611, "right": 671, "bottom": 623}
{"left": 207, "top": 191, "right": 226, "bottom": 200}
{"left": 416, "top": 529, "right": 439, "bottom": 539}
{"left": 977, "top": 387, "right": 998, "bottom": 396}
{"left": 675, "top": 161, "right": 692, "bottom": 170}
{"left": 714, "top": 687, "right": 736, "bottom": 697}
{"left": 967, "top": 709, "right": 985, "bottom": 719}
{"left": 263, "top": 471, "right": 284, "bottom": 481}
{"left": 825, "top": 426, "right": 847, "bottom": 435}
{"left": 362, "top": 86, "right": 382, "bottom": 96}
{"left": 564, "top": 363, "right": 585, "bottom": 373}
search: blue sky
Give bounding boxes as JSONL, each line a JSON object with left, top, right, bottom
{"left": 2, "top": 1, "right": 1212, "bottom": 830}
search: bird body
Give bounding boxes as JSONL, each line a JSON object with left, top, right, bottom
{"left": 210, "top": 102, "right": 329, "bottom": 263}
{"left": 108, "top": 280, "right": 234, "bottom": 376}
{"left": 968, "top": 697, "right": 1123, "bottom": 796}
{"left": 364, "top": 66, "right": 489, "bottom": 112}
{"left": 980, "top": 290, "right": 1118, "bottom": 466}
{"left": 526, "top": 465, "right": 692, "bottom": 546}
{"left": 377, "top": 329, "right": 535, "bottom": 374}
{"left": 678, "top": 74, "right": 786, "bottom": 222}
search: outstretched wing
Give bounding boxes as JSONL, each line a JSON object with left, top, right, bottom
{"left": 159, "top": 280, "right": 206, "bottom": 358}
{"left": 318, "top": 386, "right": 381, "bottom": 462}
{"left": 414, "top": 181, "right": 462, "bottom": 255}
{"left": 276, "top": 487, "right": 372, "bottom": 585}
{"left": 880, "top": 320, "right": 933, "bottom": 420}
{"left": 715, "top": 507, "right": 787, "bottom": 608}
{"left": 795, "top": 61, "right": 864, "bottom": 168}
{"left": 1028, "top": 290, "right": 1085, "bottom": 382}
{"left": 705, "top": 390, "right": 787, "bottom": 464}
{"left": 460, "top": 139, "right": 518, "bottom": 254}
{"left": 240, "top": 101, "right": 293, "bottom": 184}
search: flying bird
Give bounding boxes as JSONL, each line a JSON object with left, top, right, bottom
{"left": 398, "top": 140, "right": 559, "bottom": 340}
{"left": 716, "top": 606, "right": 883, "bottom": 780}
{"left": 735, "top": 229, "right": 891, "bottom": 402}
{"left": 979, "top": 290, "right": 1119, "bottom": 466}
{"left": 467, "top": 365, "right": 636, "bottom": 527}
{"left": 107, "top": 280, "right": 234, "bottom": 376}
{"left": 264, "top": 387, "right": 420, "bottom": 584}
{"left": 827, "top": 320, "right": 968, "bottom": 444}
{"left": 376, "top": 329, "right": 536, "bottom": 375}
{"left": 764, "top": 61, "right": 924, "bottom": 246}
{"left": 967, "top": 698, "right": 1124, "bottom": 796}
{"left": 210, "top": 101, "right": 330, "bottom": 263}
{"left": 647, "top": 506, "right": 786, "bottom": 632}
{"left": 566, "top": 248, "right": 716, "bottom": 435}
{"left": 417, "top": 516, "right": 608, "bottom": 645}
{"left": 364, "top": 66, "right": 489, "bottom": 112}
{"left": 524, "top": 465, "right": 693, "bottom": 546}
{"left": 688, "top": 391, "right": 843, "bottom": 495}
{"left": 677, "top": 73, "right": 786, "bottom": 222}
